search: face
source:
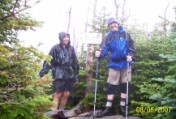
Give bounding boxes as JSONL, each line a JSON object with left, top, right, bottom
{"left": 108, "top": 22, "right": 118, "bottom": 31}
{"left": 62, "top": 35, "right": 70, "bottom": 45}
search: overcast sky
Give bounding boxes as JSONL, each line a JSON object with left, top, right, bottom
{"left": 19, "top": 0, "right": 175, "bottom": 54}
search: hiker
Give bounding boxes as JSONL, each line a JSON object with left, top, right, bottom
{"left": 95, "top": 17, "right": 136, "bottom": 117}
{"left": 39, "top": 32, "right": 79, "bottom": 111}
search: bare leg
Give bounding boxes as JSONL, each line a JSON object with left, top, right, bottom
{"left": 60, "top": 91, "right": 70, "bottom": 110}
{"left": 53, "top": 91, "right": 62, "bottom": 110}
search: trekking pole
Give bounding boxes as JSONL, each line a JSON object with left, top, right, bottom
{"left": 126, "top": 61, "right": 131, "bottom": 119}
{"left": 125, "top": 27, "right": 129, "bottom": 119}
{"left": 93, "top": 59, "right": 99, "bottom": 118}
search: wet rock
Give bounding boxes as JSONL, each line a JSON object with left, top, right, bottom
{"left": 45, "top": 110, "right": 140, "bottom": 119}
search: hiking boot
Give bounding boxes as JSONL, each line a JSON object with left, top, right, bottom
{"left": 96, "top": 107, "right": 113, "bottom": 117}
{"left": 120, "top": 106, "right": 128, "bottom": 117}
{"left": 52, "top": 111, "right": 67, "bottom": 119}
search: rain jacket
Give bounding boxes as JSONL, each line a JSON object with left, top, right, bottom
{"left": 99, "top": 26, "right": 136, "bottom": 70}
{"left": 39, "top": 32, "right": 79, "bottom": 81}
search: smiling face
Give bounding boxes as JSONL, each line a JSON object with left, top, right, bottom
{"left": 108, "top": 21, "right": 119, "bottom": 31}
{"left": 62, "top": 34, "right": 70, "bottom": 45}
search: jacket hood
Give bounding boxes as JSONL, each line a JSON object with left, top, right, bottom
{"left": 58, "top": 32, "right": 70, "bottom": 47}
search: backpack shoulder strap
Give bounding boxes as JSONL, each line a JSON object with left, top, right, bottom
{"left": 119, "top": 30, "right": 128, "bottom": 40}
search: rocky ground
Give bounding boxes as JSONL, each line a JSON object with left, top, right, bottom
{"left": 68, "top": 113, "right": 140, "bottom": 119}
{"left": 68, "top": 115, "right": 140, "bottom": 119}
{"left": 46, "top": 110, "right": 140, "bottom": 119}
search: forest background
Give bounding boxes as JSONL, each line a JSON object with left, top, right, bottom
{"left": 0, "top": 0, "right": 176, "bottom": 119}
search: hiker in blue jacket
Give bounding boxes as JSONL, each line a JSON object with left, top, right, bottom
{"left": 95, "top": 17, "right": 136, "bottom": 117}
{"left": 39, "top": 32, "right": 79, "bottom": 111}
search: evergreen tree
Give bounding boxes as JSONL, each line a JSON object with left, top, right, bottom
{"left": 131, "top": 21, "right": 176, "bottom": 119}
{"left": 0, "top": 1, "right": 53, "bottom": 118}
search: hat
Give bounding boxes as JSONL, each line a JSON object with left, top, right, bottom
{"left": 107, "top": 17, "right": 118, "bottom": 26}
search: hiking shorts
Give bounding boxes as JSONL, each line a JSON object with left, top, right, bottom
{"left": 52, "top": 79, "right": 74, "bottom": 93}
{"left": 107, "top": 67, "right": 131, "bottom": 85}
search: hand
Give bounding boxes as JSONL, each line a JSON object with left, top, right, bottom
{"left": 36, "top": 76, "right": 46, "bottom": 85}
{"left": 40, "top": 77, "right": 46, "bottom": 82}
{"left": 126, "top": 55, "right": 132, "bottom": 62}
{"left": 73, "top": 80, "right": 78, "bottom": 87}
{"left": 95, "top": 50, "right": 101, "bottom": 58}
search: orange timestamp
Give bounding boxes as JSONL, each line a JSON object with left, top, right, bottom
{"left": 136, "top": 106, "right": 172, "bottom": 113}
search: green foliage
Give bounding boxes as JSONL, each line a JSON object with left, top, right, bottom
{"left": 0, "top": 1, "right": 53, "bottom": 119}
{"left": 0, "top": 43, "right": 53, "bottom": 118}
{"left": 66, "top": 55, "right": 109, "bottom": 111}
{"left": 131, "top": 24, "right": 176, "bottom": 119}
{"left": 91, "top": 7, "right": 110, "bottom": 36}
{"left": 64, "top": 73, "right": 84, "bottom": 109}
{"left": 0, "top": 0, "right": 42, "bottom": 44}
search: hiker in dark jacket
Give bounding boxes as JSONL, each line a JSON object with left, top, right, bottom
{"left": 39, "top": 32, "right": 79, "bottom": 111}
{"left": 95, "top": 17, "right": 136, "bottom": 117}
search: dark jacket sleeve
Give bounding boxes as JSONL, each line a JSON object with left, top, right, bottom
{"left": 126, "top": 32, "right": 136, "bottom": 59}
{"left": 99, "top": 33, "right": 108, "bottom": 50}
{"left": 71, "top": 47, "right": 79, "bottom": 81}
{"left": 98, "top": 34, "right": 110, "bottom": 60}
{"left": 39, "top": 46, "right": 55, "bottom": 77}
{"left": 39, "top": 61, "right": 51, "bottom": 77}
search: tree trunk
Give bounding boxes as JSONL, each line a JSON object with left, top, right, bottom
{"left": 114, "top": 0, "right": 119, "bottom": 20}
{"left": 85, "top": 0, "right": 97, "bottom": 95}
{"left": 67, "top": 7, "right": 72, "bottom": 33}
